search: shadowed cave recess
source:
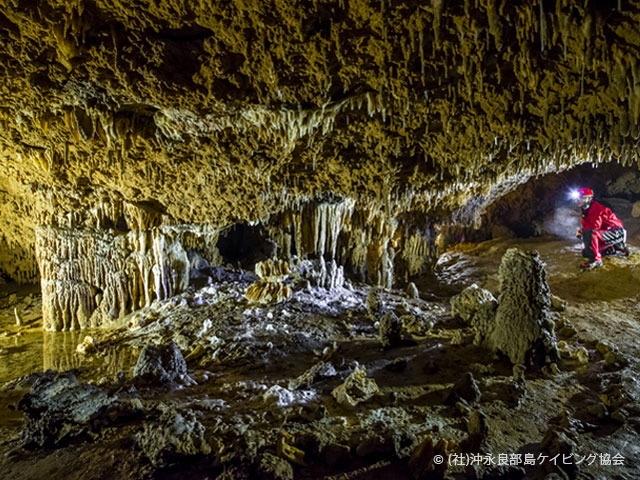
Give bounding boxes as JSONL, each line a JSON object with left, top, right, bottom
{"left": 1, "top": 1, "right": 640, "bottom": 479}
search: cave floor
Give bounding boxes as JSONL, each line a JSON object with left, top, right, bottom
{"left": 1, "top": 234, "right": 639, "bottom": 480}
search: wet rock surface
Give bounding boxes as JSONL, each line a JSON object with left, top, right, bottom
{"left": 16, "top": 371, "right": 135, "bottom": 448}
{"left": 132, "top": 342, "right": 194, "bottom": 388}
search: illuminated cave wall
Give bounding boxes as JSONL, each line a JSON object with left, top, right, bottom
{"left": 33, "top": 199, "right": 222, "bottom": 331}
{"left": 36, "top": 225, "right": 191, "bottom": 331}
{"left": 265, "top": 200, "right": 438, "bottom": 286}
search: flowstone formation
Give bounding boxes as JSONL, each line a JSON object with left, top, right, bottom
{"left": 33, "top": 198, "right": 223, "bottom": 330}
{"left": 36, "top": 224, "right": 191, "bottom": 330}
{"left": 245, "top": 258, "right": 292, "bottom": 305}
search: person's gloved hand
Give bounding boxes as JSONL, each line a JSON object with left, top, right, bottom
{"left": 576, "top": 229, "right": 582, "bottom": 240}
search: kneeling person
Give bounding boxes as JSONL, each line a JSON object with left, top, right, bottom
{"left": 575, "top": 187, "right": 629, "bottom": 270}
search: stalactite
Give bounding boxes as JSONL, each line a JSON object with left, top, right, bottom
{"left": 255, "top": 258, "right": 290, "bottom": 280}
{"left": 401, "top": 231, "right": 437, "bottom": 276}
{"left": 262, "top": 198, "right": 438, "bottom": 288}
{"left": 486, "top": 0, "right": 503, "bottom": 51}
{"left": 539, "top": 0, "right": 545, "bottom": 52}
{"left": 245, "top": 280, "right": 292, "bottom": 304}
{"left": 433, "top": 0, "right": 444, "bottom": 51}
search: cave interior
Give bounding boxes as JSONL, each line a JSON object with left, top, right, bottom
{"left": 1, "top": 1, "right": 640, "bottom": 479}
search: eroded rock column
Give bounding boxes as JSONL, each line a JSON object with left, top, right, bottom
{"left": 487, "top": 248, "right": 558, "bottom": 367}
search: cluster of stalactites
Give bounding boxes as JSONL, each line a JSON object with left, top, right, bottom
{"left": 23, "top": 104, "right": 178, "bottom": 173}
{"left": 400, "top": 229, "right": 439, "bottom": 278}
{"left": 197, "top": 91, "right": 388, "bottom": 155}
{"left": 255, "top": 258, "right": 290, "bottom": 281}
{"left": 31, "top": 194, "right": 169, "bottom": 233}
{"left": 266, "top": 199, "right": 438, "bottom": 288}
{"left": 0, "top": 238, "right": 39, "bottom": 284}
{"left": 35, "top": 225, "right": 202, "bottom": 331}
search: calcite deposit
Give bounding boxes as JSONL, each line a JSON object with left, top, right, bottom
{"left": 451, "top": 248, "right": 559, "bottom": 367}
{"left": 488, "top": 248, "right": 558, "bottom": 366}
{"left": 1, "top": 231, "right": 640, "bottom": 479}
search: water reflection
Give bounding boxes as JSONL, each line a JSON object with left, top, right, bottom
{"left": 42, "top": 330, "right": 87, "bottom": 372}
{"left": 0, "top": 329, "right": 138, "bottom": 384}
{"left": 43, "top": 330, "right": 139, "bottom": 381}
{"left": 0, "top": 330, "right": 45, "bottom": 383}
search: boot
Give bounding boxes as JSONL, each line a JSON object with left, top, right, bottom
{"left": 580, "top": 260, "right": 603, "bottom": 271}
{"left": 617, "top": 244, "right": 630, "bottom": 257}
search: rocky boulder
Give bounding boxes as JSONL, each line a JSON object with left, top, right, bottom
{"left": 133, "top": 342, "right": 195, "bottom": 387}
{"left": 17, "top": 371, "right": 133, "bottom": 447}
{"left": 136, "top": 406, "right": 211, "bottom": 467}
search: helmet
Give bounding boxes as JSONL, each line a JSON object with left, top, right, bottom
{"left": 577, "top": 187, "right": 594, "bottom": 197}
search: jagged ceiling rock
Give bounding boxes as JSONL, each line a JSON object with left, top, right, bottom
{"left": 1, "top": 0, "right": 640, "bottom": 281}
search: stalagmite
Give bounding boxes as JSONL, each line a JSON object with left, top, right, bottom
{"left": 245, "top": 258, "right": 293, "bottom": 304}
{"left": 487, "top": 248, "right": 558, "bottom": 367}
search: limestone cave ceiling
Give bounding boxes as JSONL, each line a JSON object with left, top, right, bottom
{"left": 1, "top": 0, "right": 640, "bottom": 284}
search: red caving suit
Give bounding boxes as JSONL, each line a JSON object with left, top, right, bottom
{"left": 581, "top": 201, "right": 625, "bottom": 262}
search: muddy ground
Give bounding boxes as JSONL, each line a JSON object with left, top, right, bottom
{"left": 1, "top": 228, "right": 639, "bottom": 480}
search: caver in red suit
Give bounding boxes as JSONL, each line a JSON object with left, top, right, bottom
{"left": 575, "top": 187, "right": 627, "bottom": 269}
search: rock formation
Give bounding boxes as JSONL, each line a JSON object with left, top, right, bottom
{"left": 17, "top": 371, "right": 134, "bottom": 447}
{"left": 450, "top": 283, "right": 498, "bottom": 344}
{"left": 136, "top": 407, "right": 211, "bottom": 467}
{"left": 132, "top": 342, "right": 194, "bottom": 387}
{"left": 331, "top": 366, "right": 379, "bottom": 407}
{"left": 488, "top": 248, "right": 558, "bottom": 366}
{"left": 378, "top": 310, "right": 402, "bottom": 349}
{"left": 1, "top": 3, "right": 640, "bottom": 477}
{"left": 451, "top": 248, "right": 559, "bottom": 368}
